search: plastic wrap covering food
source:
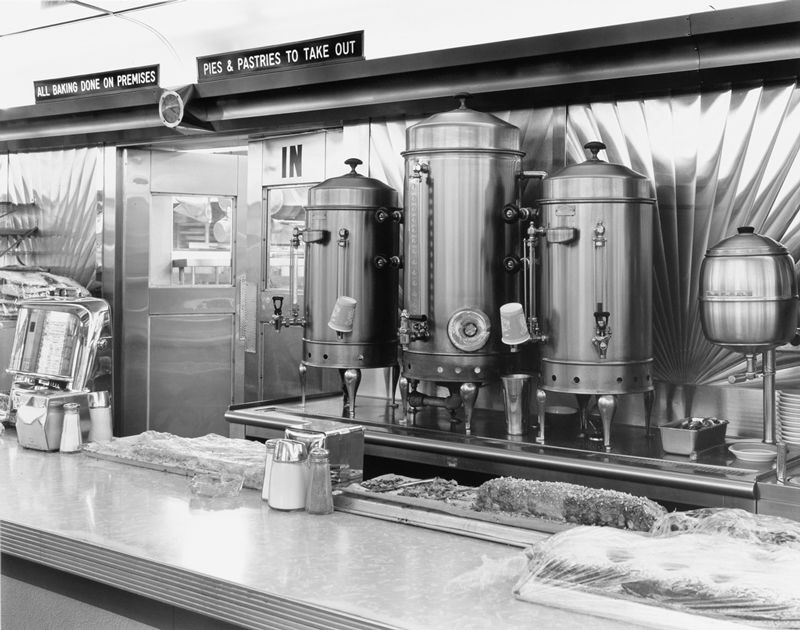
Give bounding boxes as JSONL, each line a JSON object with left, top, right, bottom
{"left": 514, "top": 510, "right": 800, "bottom": 629}
{"left": 0, "top": 267, "right": 89, "bottom": 316}
{"left": 83, "top": 431, "right": 267, "bottom": 490}
{"left": 651, "top": 507, "right": 800, "bottom": 548}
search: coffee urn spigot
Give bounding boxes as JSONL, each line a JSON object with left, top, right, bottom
{"left": 271, "top": 295, "right": 306, "bottom": 330}
{"left": 398, "top": 310, "right": 430, "bottom": 350}
{"left": 592, "top": 308, "right": 612, "bottom": 359}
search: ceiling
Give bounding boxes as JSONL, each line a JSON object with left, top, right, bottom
{"left": 0, "top": 0, "right": 783, "bottom": 110}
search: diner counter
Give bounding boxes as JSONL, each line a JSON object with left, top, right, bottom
{"left": 0, "top": 427, "right": 655, "bottom": 630}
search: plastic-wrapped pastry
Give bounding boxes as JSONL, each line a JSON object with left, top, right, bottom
{"left": 514, "top": 512, "right": 800, "bottom": 628}
{"left": 474, "top": 477, "right": 666, "bottom": 531}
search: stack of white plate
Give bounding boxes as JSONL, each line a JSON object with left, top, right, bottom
{"left": 777, "top": 390, "right": 800, "bottom": 445}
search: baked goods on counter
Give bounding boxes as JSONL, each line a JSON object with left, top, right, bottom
{"left": 474, "top": 477, "right": 666, "bottom": 531}
{"left": 83, "top": 430, "right": 266, "bottom": 489}
{"left": 514, "top": 509, "right": 800, "bottom": 629}
{"left": 352, "top": 474, "right": 665, "bottom": 534}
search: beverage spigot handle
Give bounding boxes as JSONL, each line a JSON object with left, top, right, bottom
{"left": 271, "top": 295, "right": 285, "bottom": 331}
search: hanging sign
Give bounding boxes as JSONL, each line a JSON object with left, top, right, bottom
{"left": 34, "top": 65, "right": 159, "bottom": 103}
{"left": 196, "top": 31, "right": 363, "bottom": 82}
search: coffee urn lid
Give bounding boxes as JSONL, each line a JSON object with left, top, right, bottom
{"left": 404, "top": 94, "right": 521, "bottom": 153}
{"left": 541, "top": 141, "right": 654, "bottom": 201}
{"left": 705, "top": 226, "right": 789, "bottom": 257}
{"left": 307, "top": 158, "right": 398, "bottom": 209}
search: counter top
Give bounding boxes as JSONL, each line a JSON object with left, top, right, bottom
{"left": 0, "top": 428, "right": 650, "bottom": 630}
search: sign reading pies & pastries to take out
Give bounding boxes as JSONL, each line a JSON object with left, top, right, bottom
{"left": 196, "top": 31, "right": 363, "bottom": 82}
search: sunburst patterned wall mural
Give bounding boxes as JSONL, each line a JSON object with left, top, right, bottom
{"left": 565, "top": 83, "right": 800, "bottom": 387}
{"left": 367, "top": 83, "right": 800, "bottom": 391}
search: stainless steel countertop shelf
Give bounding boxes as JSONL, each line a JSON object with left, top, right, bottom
{"left": 226, "top": 395, "right": 800, "bottom": 514}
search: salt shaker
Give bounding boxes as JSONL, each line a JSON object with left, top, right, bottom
{"left": 59, "top": 402, "right": 82, "bottom": 453}
{"left": 268, "top": 439, "right": 308, "bottom": 510}
{"left": 305, "top": 447, "right": 334, "bottom": 515}
{"left": 261, "top": 438, "right": 280, "bottom": 502}
{"left": 87, "top": 391, "right": 113, "bottom": 442}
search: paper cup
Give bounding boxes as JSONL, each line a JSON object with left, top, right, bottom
{"left": 500, "top": 302, "right": 530, "bottom": 345}
{"left": 328, "top": 296, "right": 358, "bottom": 333}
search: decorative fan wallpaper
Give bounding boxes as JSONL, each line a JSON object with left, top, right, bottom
{"left": 368, "top": 82, "right": 800, "bottom": 396}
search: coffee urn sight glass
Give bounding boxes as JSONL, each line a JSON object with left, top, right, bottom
{"left": 272, "top": 158, "right": 401, "bottom": 419}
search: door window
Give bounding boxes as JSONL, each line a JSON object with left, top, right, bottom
{"left": 149, "top": 194, "right": 235, "bottom": 287}
{"left": 265, "top": 186, "right": 311, "bottom": 302}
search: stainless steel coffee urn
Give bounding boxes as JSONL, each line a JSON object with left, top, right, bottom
{"left": 398, "top": 97, "right": 524, "bottom": 431}
{"left": 272, "top": 158, "right": 401, "bottom": 418}
{"left": 699, "top": 226, "right": 799, "bottom": 453}
{"left": 536, "top": 142, "right": 656, "bottom": 450}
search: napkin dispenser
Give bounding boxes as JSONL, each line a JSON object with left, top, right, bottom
{"left": 285, "top": 420, "right": 364, "bottom": 487}
{"left": 15, "top": 391, "right": 88, "bottom": 451}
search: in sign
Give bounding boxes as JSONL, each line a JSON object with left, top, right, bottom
{"left": 282, "top": 145, "right": 303, "bottom": 178}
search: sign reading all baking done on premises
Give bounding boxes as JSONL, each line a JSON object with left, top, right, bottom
{"left": 196, "top": 31, "right": 363, "bottom": 82}
{"left": 34, "top": 65, "right": 159, "bottom": 103}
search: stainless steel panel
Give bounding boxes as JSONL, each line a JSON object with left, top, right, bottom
{"left": 260, "top": 321, "right": 328, "bottom": 400}
{"left": 148, "top": 286, "right": 235, "bottom": 315}
{"left": 150, "top": 151, "right": 240, "bottom": 195}
{"left": 148, "top": 314, "right": 233, "bottom": 437}
{"left": 102, "top": 147, "right": 119, "bottom": 422}
{"left": 243, "top": 141, "right": 264, "bottom": 403}
{"left": 120, "top": 148, "right": 150, "bottom": 436}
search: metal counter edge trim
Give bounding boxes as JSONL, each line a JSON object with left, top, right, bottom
{"left": 0, "top": 520, "right": 400, "bottom": 630}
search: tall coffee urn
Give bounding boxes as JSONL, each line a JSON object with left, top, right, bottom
{"left": 538, "top": 142, "right": 656, "bottom": 450}
{"left": 398, "top": 97, "right": 523, "bottom": 431}
{"left": 274, "top": 158, "right": 401, "bottom": 417}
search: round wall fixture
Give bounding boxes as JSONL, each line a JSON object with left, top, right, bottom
{"left": 447, "top": 308, "right": 491, "bottom": 352}
{"left": 158, "top": 90, "right": 184, "bottom": 128}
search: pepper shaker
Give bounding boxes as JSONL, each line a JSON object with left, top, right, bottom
{"left": 305, "top": 447, "right": 334, "bottom": 515}
{"left": 87, "top": 391, "right": 113, "bottom": 443}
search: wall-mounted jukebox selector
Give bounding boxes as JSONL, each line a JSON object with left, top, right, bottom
{"left": 374, "top": 255, "right": 402, "bottom": 270}
{"left": 503, "top": 255, "right": 523, "bottom": 274}
{"left": 447, "top": 309, "right": 491, "bottom": 352}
